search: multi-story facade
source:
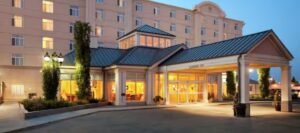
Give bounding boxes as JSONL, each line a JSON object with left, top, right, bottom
{"left": 0, "top": 0, "right": 243, "bottom": 101}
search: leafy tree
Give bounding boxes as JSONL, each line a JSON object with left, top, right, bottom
{"left": 292, "top": 76, "right": 299, "bottom": 84}
{"left": 226, "top": 71, "right": 236, "bottom": 97}
{"left": 74, "top": 21, "right": 92, "bottom": 100}
{"left": 42, "top": 53, "right": 60, "bottom": 100}
{"left": 257, "top": 68, "right": 270, "bottom": 98}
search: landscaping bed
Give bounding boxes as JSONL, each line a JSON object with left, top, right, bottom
{"left": 20, "top": 98, "right": 108, "bottom": 119}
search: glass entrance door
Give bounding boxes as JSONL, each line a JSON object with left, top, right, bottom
{"left": 178, "top": 82, "right": 188, "bottom": 104}
{"left": 168, "top": 83, "right": 178, "bottom": 104}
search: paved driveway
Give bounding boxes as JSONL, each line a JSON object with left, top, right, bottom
{"left": 15, "top": 103, "right": 300, "bottom": 133}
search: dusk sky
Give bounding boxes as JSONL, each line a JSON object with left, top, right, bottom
{"left": 153, "top": 0, "right": 300, "bottom": 81}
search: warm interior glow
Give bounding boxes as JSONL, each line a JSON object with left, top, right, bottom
{"left": 140, "top": 35, "right": 146, "bottom": 46}
{"left": 168, "top": 73, "right": 204, "bottom": 104}
{"left": 95, "top": 26, "right": 102, "bottom": 36}
{"left": 42, "top": 0, "right": 54, "bottom": 13}
{"left": 13, "top": 16, "right": 23, "bottom": 27}
{"left": 42, "top": 37, "right": 53, "bottom": 49}
{"left": 126, "top": 80, "right": 145, "bottom": 102}
{"left": 42, "top": 19, "right": 54, "bottom": 31}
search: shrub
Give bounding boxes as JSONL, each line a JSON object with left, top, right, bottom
{"left": 20, "top": 98, "right": 72, "bottom": 112}
{"left": 88, "top": 98, "right": 100, "bottom": 103}
{"left": 153, "top": 96, "right": 164, "bottom": 104}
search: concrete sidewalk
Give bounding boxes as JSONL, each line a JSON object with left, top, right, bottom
{"left": 0, "top": 103, "right": 174, "bottom": 133}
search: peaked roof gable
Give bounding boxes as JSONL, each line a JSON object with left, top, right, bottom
{"left": 117, "top": 24, "right": 176, "bottom": 40}
{"left": 162, "top": 30, "right": 274, "bottom": 65}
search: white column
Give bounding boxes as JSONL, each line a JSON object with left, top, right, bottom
{"left": 217, "top": 73, "right": 223, "bottom": 102}
{"left": 240, "top": 60, "right": 250, "bottom": 116}
{"left": 146, "top": 70, "right": 154, "bottom": 105}
{"left": 281, "top": 65, "right": 292, "bottom": 112}
{"left": 203, "top": 74, "right": 208, "bottom": 103}
{"left": 114, "top": 69, "right": 126, "bottom": 106}
{"left": 163, "top": 68, "right": 169, "bottom": 104}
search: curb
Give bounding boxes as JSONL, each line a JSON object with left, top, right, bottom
{"left": 4, "top": 105, "right": 175, "bottom": 133}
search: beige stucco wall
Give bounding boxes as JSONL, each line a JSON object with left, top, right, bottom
{"left": 0, "top": 0, "right": 243, "bottom": 101}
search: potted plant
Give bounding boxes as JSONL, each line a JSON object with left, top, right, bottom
{"left": 153, "top": 96, "right": 164, "bottom": 105}
{"left": 233, "top": 93, "right": 246, "bottom": 117}
{"left": 208, "top": 93, "right": 214, "bottom": 103}
{"left": 273, "top": 90, "right": 281, "bottom": 111}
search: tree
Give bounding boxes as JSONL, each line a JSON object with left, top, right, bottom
{"left": 292, "top": 76, "right": 299, "bottom": 84}
{"left": 257, "top": 68, "right": 270, "bottom": 98}
{"left": 74, "top": 21, "right": 92, "bottom": 100}
{"left": 42, "top": 53, "right": 60, "bottom": 100}
{"left": 226, "top": 71, "right": 236, "bottom": 97}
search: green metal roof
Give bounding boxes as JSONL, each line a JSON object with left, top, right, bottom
{"left": 117, "top": 24, "right": 176, "bottom": 40}
{"left": 161, "top": 30, "right": 274, "bottom": 65}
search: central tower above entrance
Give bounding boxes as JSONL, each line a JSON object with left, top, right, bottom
{"left": 117, "top": 25, "right": 176, "bottom": 49}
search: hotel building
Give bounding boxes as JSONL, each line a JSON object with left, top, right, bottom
{"left": 1, "top": 0, "right": 242, "bottom": 102}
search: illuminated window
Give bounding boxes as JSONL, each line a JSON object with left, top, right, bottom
{"left": 12, "top": 16, "right": 23, "bottom": 27}
{"left": 42, "top": 37, "right": 53, "bottom": 49}
{"left": 12, "top": 0, "right": 23, "bottom": 8}
{"left": 153, "top": 37, "right": 159, "bottom": 47}
{"left": 159, "top": 38, "right": 165, "bottom": 48}
{"left": 42, "top": 19, "right": 53, "bottom": 31}
{"left": 126, "top": 72, "right": 146, "bottom": 102}
{"left": 95, "top": 26, "right": 102, "bottom": 36}
{"left": 146, "top": 36, "right": 153, "bottom": 47}
{"left": 12, "top": 35, "right": 23, "bottom": 46}
{"left": 70, "top": 5, "right": 79, "bottom": 16}
{"left": 140, "top": 35, "right": 146, "bottom": 46}
{"left": 96, "top": 9, "right": 103, "bottom": 20}
{"left": 42, "top": 0, "right": 53, "bottom": 13}
{"left": 165, "top": 39, "right": 171, "bottom": 47}
{"left": 11, "top": 85, "right": 24, "bottom": 96}
{"left": 117, "top": 0, "right": 123, "bottom": 7}
{"left": 12, "top": 54, "right": 23, "bottom": 66}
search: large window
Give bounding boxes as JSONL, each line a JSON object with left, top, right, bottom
{"left": 95, "top": 26, "right": 102, "bottom": 36}
{"left": 155, "top": 73, "right": 164, "bottom": 98}
{"left": 42, "top": 37, "right": 53, "bottom": 49}
{"left": 117, "top": 13, "right": 124, "bottom": 23}
{"left": 12, "top": 54, "right": 23, "bottom": 66}
{"left": 12, "top": 0, "right": 23, "bottom": 8}
{"left": 126, "top": 72, "right": 146, "bottom": 102}
{"left": 11, "top": 85, "right": 24, "bottom": 96}
{"left": 12, "top": 34, "right": 23, "bottom": 46}
{"left": 136, "top": 17, "right": 143, "bottom": 26}
{"left": 168, "top": 73, "right": 204, "bottom": 104}
{"left": 42, "top": 0, "right": 53, "bottom": 13}
{"left": 70, "top": 5, "right": 79, "bottom": 16}
{"left": 42, "top": 19, "right": 53, "bottom": 31}
{"left": 12, "top": 16, "right": 23, "bottom": 27}
{"left": 60, "top": 73, "right": 103, "bottom": 101}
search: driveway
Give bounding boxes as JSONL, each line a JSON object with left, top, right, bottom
{"left": 15, "top": 103, "right": 300, "bottom": 133}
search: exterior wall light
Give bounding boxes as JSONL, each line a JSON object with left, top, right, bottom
{"left": 248, "top": 69, "right": 254, "bottom": 73}
{"left": 44, "top": 52, "right": 51, "bottom": 61}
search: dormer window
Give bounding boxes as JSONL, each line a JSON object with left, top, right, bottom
{"left": 117, "top": 25, "right": 175, "bottom": 49}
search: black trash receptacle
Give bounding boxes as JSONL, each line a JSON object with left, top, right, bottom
{"left": 233, "top": 103, "right": 246, "bottom": 117}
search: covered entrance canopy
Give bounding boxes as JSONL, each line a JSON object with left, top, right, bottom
{"left": 159, "top": 30, "right": 294, "bottom": 116}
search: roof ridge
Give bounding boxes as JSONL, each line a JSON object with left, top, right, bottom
{"left": 188, "top": 29, "right": 273, "bottom": 50}
{"left": 116, "top": 47, "right": 140, "bottom": 64}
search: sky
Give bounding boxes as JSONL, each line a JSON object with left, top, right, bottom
{"left": 153, "top": 0, "right": 300, "bottom": 81}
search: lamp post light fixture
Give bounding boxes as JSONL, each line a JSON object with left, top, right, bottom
{"left": 43, "top": 52, "right": 51, "bottom": 62}
{"left": 248, "top": 68, "right": 254, "bottom": 73}
{"left": 43, "top": 52, "right": 64, "bottom": 65}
